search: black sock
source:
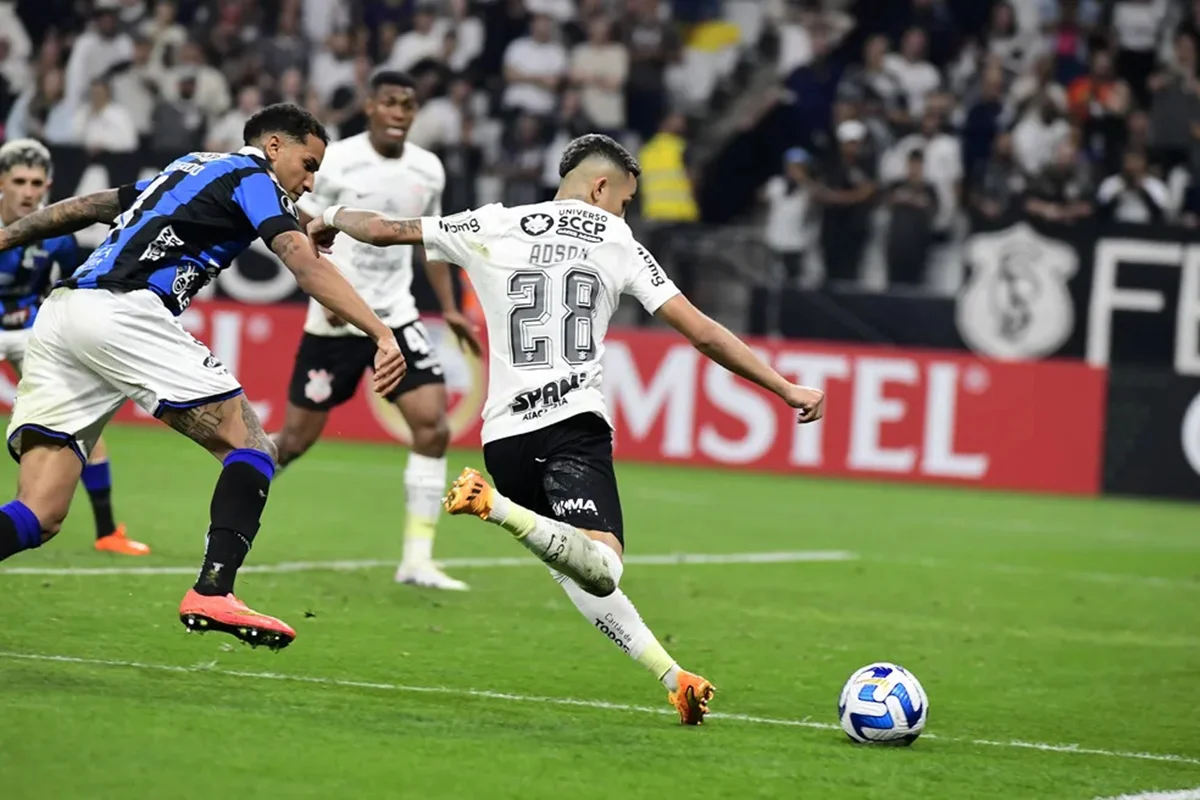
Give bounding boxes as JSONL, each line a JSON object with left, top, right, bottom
{"left": 81, "top": 461, "right": 116, "bottom": 539}
{"left": 193, "top": 452, "right": 274, "bottom": 597}
{"left": 0, "top": 514, "right": 21, "bottom": 561}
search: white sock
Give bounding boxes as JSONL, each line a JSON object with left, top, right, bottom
{"left": 553, "top": 569, "right": 681, "bottom": 691}
{"left": 488, "top": 494, "right": 618, "bottom": 596}
{"left": 402, "top": 453, "right": 446, "bottom": 565}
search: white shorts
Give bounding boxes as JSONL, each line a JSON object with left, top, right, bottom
{"left": 0, "top": 328, "right": 31, "bottom": 367}
{"left": 6, "top": 288, "right": 243, "bottom": 462}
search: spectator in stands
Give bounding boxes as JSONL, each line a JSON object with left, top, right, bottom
{"left": 70, "top": 77, "right": 138, "bottom": 154}
{"left": 961, "top": 63, "right": 1007, "bottom": 181}
{"left": 907, "top": 0, "right": 959, "bottom": 69}
{"left": 64, "top": 3, "right": 133, "bottom": 107}
{"left": 1114, "top": 0, "right": 1172, "bottom": 104}
{"left": 882, "top": 97, "right": 962, "bottom": 234}
{"left": 109, "top": 35, "right": 158, "bottom": 146}
{"left": 1050, "top": 0, "right": 1095, "bottom": 85}
{"left": 1097, "top": 148, "right": 1170, "bottom": 223}
{"left": 301, "top": 0, "right": 351, "bottom": 46}
{"left": 142, "top": 0, "right": 188, "bottom": 74}
{"left": 625, "top": 0, "right": 681, "bottom": 139}
{"left": 885, "top": 149, "right": 939, "bottom": 288}
{"left": 1086, "top": 79, "right": 1134, "bottom": 175}
{"left": 150, "top": 71, "right": 206, "bottom": 153}
{"left": 409, "top": 76, "right": 472, "bottom": 150}
{"left": 389, "top": 1, "right": 445, "bottom": 73}
{"left": 502, "top": 13, "right": 568, "bottom": 118}
{"left": 497, "top": 113, "right": 546, "bottom": 206}
{"left": 840, "top": 35, "right": 907, "bottom": 130}
{"left": 763, "top": 147, "right": 814, "bottom": 288}
{"left": 814, "top": 119, "right": 878, "bottom": 285}
{"left": 787, "top": 26, "right": 842, "bottom": 145}
{"left": 1025, "top": 138, "right": 1094, "bottom": 223}
{"left": 570, "top": 16, "right": 628, "bottom": 135}
{"left": 6, "top": 67, "right": 73, "bottom": 144}
{"left": 310, "top": 31, "right": 357, "bottom": 109}
{"left": 206, "top": 84, "right": 261, "bottom": 152}
{"left": 640, "top": 110, "right": 701, "bottom": 294}
{"left": 264, "top": 2, "right": 310, "bottom": 77}
{"left": 1067, "top": 49, "right": 1121, "bottom": 124}
{"left": 445, "top": 0, "right": 486, "bottom": 74}
{"left": 885, "top": 26, "right": 942, "bottom": 118}
{"left": 0, "top": 0, "right": 31, "bottom": 97}
{"left": 776, "top": 0, "right": 815, "bottom": 77}
{"left": 542, "top": 88, "right": 595, "bottom": 199}
{"left": 163, "top": 40, "right": 231, "bottom": 124}
{"left": 437, "top": 111, "right": 484, "bottom": 214}
{"left": 1149, "top": 31, "right": 1200, "bottom": 172}
{"left": 970, "top": 132, "right": 1026, "bottom": 220}
{"left": 983, "top": 0, "right": 1037, "bottom": 75}
{"left": 1012, "top": 91, "right": 1072, "bottom": 176}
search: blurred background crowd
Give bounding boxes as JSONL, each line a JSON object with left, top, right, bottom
{"left": 1, "top": 0, "right": 1198, "bottom": 301}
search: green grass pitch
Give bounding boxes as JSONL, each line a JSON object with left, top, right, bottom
{"left": 0, "top": 423, "right": 1198, "bottom": 799}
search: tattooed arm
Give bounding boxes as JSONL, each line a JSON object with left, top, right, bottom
{"left": 269, "top": 230, "right": 395, "bottom": 343}
{"left": 308, "top": 207, "right": 423, "bottom": 247}
{"left": 0, "top": 189, "right": 123, "bottom": 251}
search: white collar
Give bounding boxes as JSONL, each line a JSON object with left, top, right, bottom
{"left": 238, "top": 145, "right": 266, "bottom": 159}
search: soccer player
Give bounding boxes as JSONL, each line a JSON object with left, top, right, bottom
{"left": 0, "top": 104, "right": 407, "bottom": 650}
{"left": 0, "top": 139, "right": 150, "bottom": 556}
{"left": 307, "top": 134, "right": 826, "bottom": 722}
{"left": 271, "top": 70, "right": 482, "bottom": 591}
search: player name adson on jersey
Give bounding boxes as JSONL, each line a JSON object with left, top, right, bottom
{"left": 509, "top": 370, "right": 590, "bottom": 420}
{"left": 529, "top": 243, "right": 590, "bottom": 267}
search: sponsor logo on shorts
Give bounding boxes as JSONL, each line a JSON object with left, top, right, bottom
{"left": 557, "top": 212, "right": 607, "bottom": 244}
{"left": 202, "top": 354, "right": 227, "bottom": 373}
{"left": 439, "top": 215, "right": 480, "bottom": 235}
{"left": 520, "top": 213, "right": 554, "bottom": 237}
{"left": 304, "top": 368, "right": 334, "bottom": 404}
{"left": 593, "top": 615, "right": 632, "bottom": 654}
{"left": 509, "top": 371, "right": 587, "bottom": 420}
{"left": 552, "top": 497, "right": 598, "bottom": 516}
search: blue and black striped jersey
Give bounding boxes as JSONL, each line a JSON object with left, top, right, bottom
{"left": 0, "top": 225, "right": 78, "bottom": 331}
{"left": 63, "top": 146, "right": 302, "bottom": 314}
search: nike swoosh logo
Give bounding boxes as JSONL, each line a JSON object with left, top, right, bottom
{"left": 534, "top": 458, "right": 547, "bottom": 463}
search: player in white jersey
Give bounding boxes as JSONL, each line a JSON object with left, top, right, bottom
{"left": 306, "top": 134, "right": 826, "bottom": 724}
{"left": 270, "top": 71, "right": 482, "bottom": 591}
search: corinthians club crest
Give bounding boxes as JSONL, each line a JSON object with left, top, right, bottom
{"left": 957, "top": 222, "right": 1077, "bottom": 360}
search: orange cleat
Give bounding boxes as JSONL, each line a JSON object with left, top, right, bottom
{"left": 442, "top": 467, "right": 495, "bottom": 520}
{"left": 178, "top": 589, "right": 296, "bottom": 651}
{"left": 669, "top": 670, "right": 716, "bottom": 725}
{"left": 94, "top": 524, "right": 151, "bottom": 556}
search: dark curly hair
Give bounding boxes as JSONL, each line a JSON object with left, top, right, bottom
{"left": 558, "top": 134, "right": 641, "bottom": 178}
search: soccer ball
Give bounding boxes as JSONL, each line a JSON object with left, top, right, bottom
{"left": 838, "top": 662, "right": 928, "bottom": 744}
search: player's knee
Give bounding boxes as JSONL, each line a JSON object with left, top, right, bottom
{"left": 411, "top": 415, "right": 450, "bottom": 456}
{"left": 273, "top": 428, "right": 315, "bottom": 466}
{"left": 16, "top": 496, "right": 69, "bottom": 538}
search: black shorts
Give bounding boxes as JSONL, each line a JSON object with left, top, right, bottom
{"left": 287, "top": 320, "right": 445, "bottom": 411}
{"left": 483, "top": 412, "right": 624, "bottom": 545}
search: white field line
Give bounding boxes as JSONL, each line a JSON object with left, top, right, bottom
{"left": 1094, "top": 789, "right": 1200, "bottom": 800}
{"left": 2, "top": 651, "right": 1199, "bottom": 769}
{"left": 0, "top": 549, "right": 857, "bottom": 577}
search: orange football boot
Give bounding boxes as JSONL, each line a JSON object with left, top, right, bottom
{"left": 179, "top": 589, "right": 296, "bottom": 650}
{"left": 669, "top": 671, "right": 716, "bottom": 725}
{"left": 442, "top": 467, "right": 495, "bottom": 520}
{"left": 94, "top": 524, "right": 151, "bottom": 556}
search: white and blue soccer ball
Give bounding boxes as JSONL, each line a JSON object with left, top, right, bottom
{"left": 838, "top": 662, "right": 928, "bottom": 744}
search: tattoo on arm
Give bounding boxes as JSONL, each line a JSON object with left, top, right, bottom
{"left": 270, "top": 231, "right": 306, "bottom": 262}
{"left": 0, "top": 190, "right": 123, "bottom": 249}
{"left": 333, "top": 209, "right": 423, "bottom": 245}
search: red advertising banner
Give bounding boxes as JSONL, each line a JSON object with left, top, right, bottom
{"left": 0, "top": 300, "right": 1107, "bottom": 495}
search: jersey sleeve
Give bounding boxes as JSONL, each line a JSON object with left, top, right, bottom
{"left": 420, "top": 207, "right": 492, "bottom": 268}
{"left": 116, "top": 178, "right": 153, "bottom": 210}
{"left": 230, "top": 169, "right": 303, "bottom": 246}
{"left": 624, "top": 240, "right": 680, "bottom": 314}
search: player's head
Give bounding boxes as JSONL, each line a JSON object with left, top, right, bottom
{"left": 556, "top": 134, "right": 641, "bottom": 218}
{"left": 0, "top": 138, "right": 53, "bottom": 224}
{"left": 365, "top": 69, "right": 419, "bottom": 157}
{"left": 243, "top": 102, "right": 329, "bottom": 201}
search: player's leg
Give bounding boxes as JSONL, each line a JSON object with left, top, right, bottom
{"left": 269, "top": 332, "right": 372, "bottom": 467}
{"left": 84, "top": 436, "right": 151, "bottom": 555}
{"left": 390, "top": 321, "right": 464, "bottom": 589}
{"left": 0, "top": 436, "right": 84, "bottom": 560}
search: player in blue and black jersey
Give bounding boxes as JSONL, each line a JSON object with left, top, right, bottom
{"left": 0, "top": 104, "right": 407, "bottom": 650}
{"left": 0, "top": 139, "right": 152, "bottom": 557}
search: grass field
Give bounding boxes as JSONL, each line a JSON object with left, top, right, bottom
{"left": 0, "top": 423, "right": 1198, "bottom": 800}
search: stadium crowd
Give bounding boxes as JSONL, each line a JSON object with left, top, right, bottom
{"left": 1, "top": 0, "right": 1200, "bottom": 291}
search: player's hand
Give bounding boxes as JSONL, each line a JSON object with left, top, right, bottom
{"left": 444, "top": 310, "right": 483, "bottom": 357}
{"left": 784, "top": 384, "right": 825, "bottom": 424}
{"left": 306, "top": 217, "right": 339, "bottom": 254}
{"left": 373, "top": 335, "right": 407, "bottom": 396}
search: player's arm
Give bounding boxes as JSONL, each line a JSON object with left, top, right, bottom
{"left": 0, "top": 189, "right": 123, "bottom": 251}
{"left": 309, "top": 205, "right": 424, "bottom": 248}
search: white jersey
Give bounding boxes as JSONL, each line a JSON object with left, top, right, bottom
{"left": 298, "top": 134, "right": 445, "bottom": 335}
{"left": 422, "top": 200, "right": 680, "bottom": 444}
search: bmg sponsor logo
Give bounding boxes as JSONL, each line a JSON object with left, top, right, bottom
{"left": 439, "top": 215, "right": 480, "bottom": 235}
